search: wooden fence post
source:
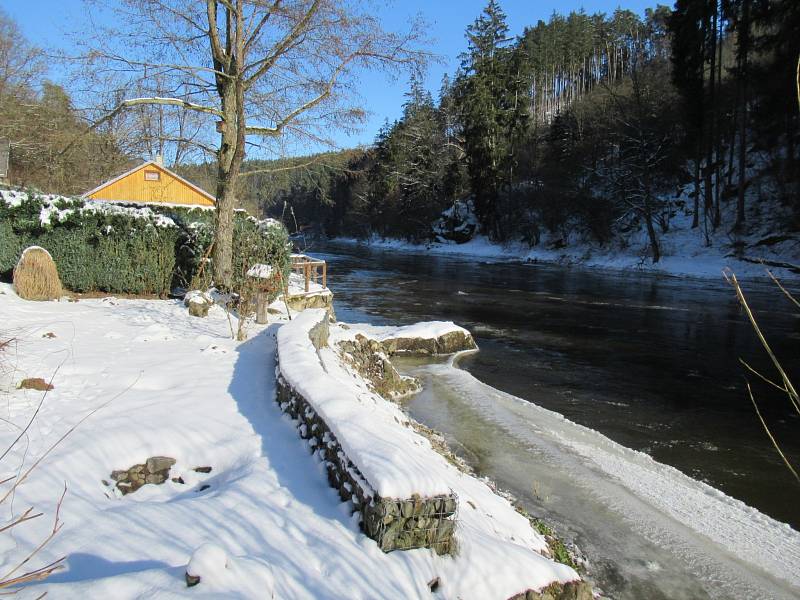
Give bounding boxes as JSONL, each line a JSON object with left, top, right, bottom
{"left": 255, "top": 291, "right": 269, "bottom": 324}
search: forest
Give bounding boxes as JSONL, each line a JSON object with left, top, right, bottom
{"left": 231, "top": 0, "right": 800, "bottom": 263}
{"left": 2, "top": 1, "right": 799, "bottom": 264}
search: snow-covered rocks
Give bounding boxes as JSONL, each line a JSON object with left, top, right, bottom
{"left": 185, "top": 543, "right": 228, "bottom": 587}
{"left": 109, "top": 456, "right": 176, "bottom": 495}
{"left": 277, "top": 310, "right": 459, "bottom": 553}
{"left": 246, "top": 263, "right": 274, "bottom": 279}
{"left": 184, "top": 290, "right": 213, "bottom": 317}
{"left": 336, "top": 321, "right": 478, "bottom": 356}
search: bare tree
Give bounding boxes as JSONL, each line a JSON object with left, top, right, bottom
{"left": 76, "top": 0, "right": 428, "bottom": 288}
{"left": 0, "top": 8, "right": 44, "bottom": 98}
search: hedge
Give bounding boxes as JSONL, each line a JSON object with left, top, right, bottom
{"left": 0, "top": 191, "right": 291, "bottom": 297}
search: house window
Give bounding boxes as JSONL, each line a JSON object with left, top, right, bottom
{"left": 144, "top": 170, "right": 160, "bottom": 181}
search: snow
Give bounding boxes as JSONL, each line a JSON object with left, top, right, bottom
{"left": 336, "top": 204, "right": 800, "bottom": 281}
{"left": 277, "top": 310, "right": 450, "bottom": 498}
{"left": 0, "top": 285, "right": 577, "bottom": 599}
{"left": 334, "top": 321, "right": 472, "bottom": 344}
{"left": 287, "top": 271, "right": 329, "bottom": 296}
{"left": 246, "top": 264, "right": 274, "bottom": 279}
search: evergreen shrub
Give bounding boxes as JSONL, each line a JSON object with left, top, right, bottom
{"left": 0, "top": 192, "right": 290, "bottom": 296}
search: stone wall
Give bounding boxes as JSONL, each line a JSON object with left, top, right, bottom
{"left": 284, "top": 290, "right": 336, "bottom": 319}
{"left": 275, "top": 312, "right": 458, "bottom": 555}
{"left": 275, "top": 376, "right": 457, "bottom": 554}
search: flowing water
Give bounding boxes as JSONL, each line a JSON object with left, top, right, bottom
{"left": 310, "top": 240, "right": 800, "bottom": 599}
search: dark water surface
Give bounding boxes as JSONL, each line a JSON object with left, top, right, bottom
{"left": 312, "top": 240, "right": 800, "bottom": 531}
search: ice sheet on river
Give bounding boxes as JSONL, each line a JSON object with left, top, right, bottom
{"left": 413, "top": 358, "right": 800, "bottom": 600}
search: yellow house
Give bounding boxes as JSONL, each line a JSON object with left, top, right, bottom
{"left": 83, "top": 160, "right": 216, "bottom": 207}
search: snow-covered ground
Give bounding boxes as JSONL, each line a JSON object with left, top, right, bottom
{"left": 0, "top": 286, "right": 576, "bottom": 598}
{"left": 335, "top": 205, "right": 800, "bottom": 281}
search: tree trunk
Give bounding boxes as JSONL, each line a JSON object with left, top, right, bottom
{"left": 705, "top": 4, "right": 717, "bottom": 230}
{"left": 644, "top": 203, "right": 661, "bottom": 263}
{"left": 212, "top": 80, "right": 247, "bottom": 289}
{"left": 735, "top": 0, "right": 751, "bottom": 232}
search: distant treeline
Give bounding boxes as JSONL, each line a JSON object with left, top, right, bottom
{"left": 229, "top": 0, "right": 800, "bottom": 263}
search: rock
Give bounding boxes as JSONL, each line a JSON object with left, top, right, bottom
{"left": 307, "top": 313, "right": 330, "bottom": 349}
{"left": 17, "top": 378, "right": 54, "bottom": 391}
{"left": 193, "top": 466, "right": 212, "bottom": 474}
{"left": 514, "top": 581, "right": 592, "bottom": 600}
{"left": 146, "top": 456, "right": 176, "bottom": 473}
{"left": 336, "top": 336, "right": 421, "bottom": 399}
{"left": 172, "top": 476, "right": 185, "bottom": 484}
{"left": 380, "top": 329, "right": 476, "bottom": 356}
{"left": 559, "top": 581, "right": 592, "bottom": 600}
{"left": 186, "top": 543, "right": 227, "bottom": 587}
{"left": 42, "top": 332, "right": 56, "bottom": 338}
{"left": 110, "top": 470, "right": 128, "bottom": 482}
{"left": 145, "top": 473, "right": 165, "bottom": 485}
{"left": 284, "top": 290, "right": 335, "bottom": 317}
{"left": 185, "top": 291, "right": 213, "bottom": 317}
{"left": 188, "top": 300, "right": 210, "bottom": 317}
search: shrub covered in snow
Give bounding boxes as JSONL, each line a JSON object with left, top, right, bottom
{"left": 0, "top": 190, "right": 291, "bottom": 296}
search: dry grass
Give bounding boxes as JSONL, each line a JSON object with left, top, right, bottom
{"left": 725, "top": 268, "right": 800, "bottom": 484}
{"left": 13, "top": 247, "right": 63, "bottom": 301}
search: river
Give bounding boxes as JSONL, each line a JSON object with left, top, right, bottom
{"left": 310, "top": 240, "right": 800, "bottom": 599}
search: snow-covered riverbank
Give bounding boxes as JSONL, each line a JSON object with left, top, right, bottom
{"left": 0, "top": 285, "right": 581, "bottom": 598}
{"left": 334, "top": 210, "right": 800, "bottom": 281}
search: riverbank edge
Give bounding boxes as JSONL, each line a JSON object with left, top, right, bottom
{"left": 330, "top": 236, "right": 799, "bottom": 283}
{"left": 328, "top": 331, "right": 589, "bottom": 578}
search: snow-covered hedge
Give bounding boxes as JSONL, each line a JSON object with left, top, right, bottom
{"left": 0, "top": 189, "right": 290, "bottom": 295}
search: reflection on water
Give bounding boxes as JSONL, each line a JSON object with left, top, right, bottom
{"left": 312, "top": 240, "right": 800, "bottom": 530}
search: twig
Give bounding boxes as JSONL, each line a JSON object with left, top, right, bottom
{"left": 767, "top": 270, "right": 800, "bottom": 310}
{"left": 0, "top": 484, "right": 67, "bottom": 588}
{"left": 745, "top": 382, "right": 800, "bottom": 483}
{"left": 724, "top": 269, "right": 800, "bottom": 416}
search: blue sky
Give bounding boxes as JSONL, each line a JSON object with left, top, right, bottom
{"left": 5, "top": 0, "right": 661, "bottom": 154}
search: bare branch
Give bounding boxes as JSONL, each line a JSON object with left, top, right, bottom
{"left": 244, "top": 0, "right": 323, "bottom": 87}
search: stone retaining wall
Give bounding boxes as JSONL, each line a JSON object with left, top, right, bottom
{"left": 275, "top": 312, "right": 458, "bottom": 555}
{"left": 275, "top": 376, "right": 457, "bottom": 554}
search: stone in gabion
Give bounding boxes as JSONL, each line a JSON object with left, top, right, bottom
{"left": 275, "top": 373, "right": 458, "bottom": 555}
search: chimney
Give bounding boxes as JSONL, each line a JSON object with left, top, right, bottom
{"left": 154, "top": 154, "right": 164, "bottom": 167}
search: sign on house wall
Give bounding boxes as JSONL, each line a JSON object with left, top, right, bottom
{"left": 0, "top": 139, "right": 9, "bottom": 180}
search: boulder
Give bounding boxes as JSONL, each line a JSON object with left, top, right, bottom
{"left": 379, "top": 329, "right": 477, "bottom": 356}
{"left": 184, "top": 291, "right": 212, "bottom": 318}
{"left": 146, "top": 456, "right": 176, "bottom": 473}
